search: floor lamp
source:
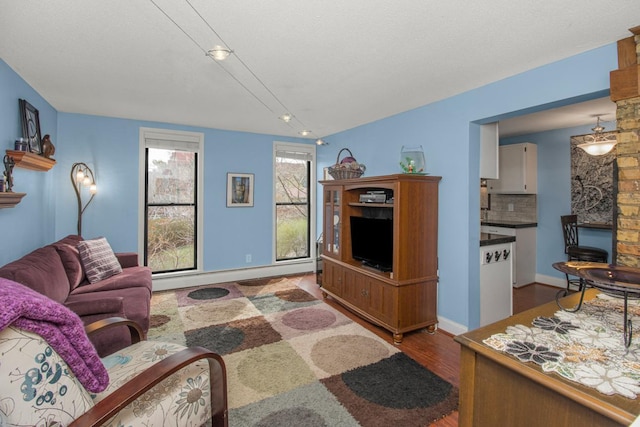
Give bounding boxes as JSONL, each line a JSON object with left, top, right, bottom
{"left": 70, "top": 162, "right": 97, "bottom": 236}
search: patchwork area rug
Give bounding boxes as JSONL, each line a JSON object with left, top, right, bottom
{"left": 148, "top": 275, "right": 458, "bottom": 426}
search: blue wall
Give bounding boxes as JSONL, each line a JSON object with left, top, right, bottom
{"left": 0, "top": 60, "right": 58, "bottom": 259}
{"left": 1, "top": 59, "right": 310, "bottom": 269}
{"left": 319, "top": 44, "right": 618, "bottom": 330}
{"left": 1, "top": 41, "right": 620, "bottom": 331}
{"left": 55, "top": 114, "right": 308, "bottom": 270}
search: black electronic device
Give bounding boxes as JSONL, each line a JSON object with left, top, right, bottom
{"left": 359, "top": 193, "right": 387, "bottom": 203}
{"left": 358, "top": 189, "right": 392, "bottom": 203}
{"left": 350, "top": 216, "right": 393, "bottom": 272}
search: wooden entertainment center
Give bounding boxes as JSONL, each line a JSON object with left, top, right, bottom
{"left": 320, "top": 173, "right": 441, "bottom": 343}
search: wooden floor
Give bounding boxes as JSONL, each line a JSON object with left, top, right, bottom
{"left": 298, "top": 274, "right": 563, "bottom": 427}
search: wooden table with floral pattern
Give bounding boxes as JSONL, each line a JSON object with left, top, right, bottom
{"left": 455, "top": 289, "right": 640, "bottom": 427}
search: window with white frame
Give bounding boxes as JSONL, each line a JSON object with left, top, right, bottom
{"left": 274, "top": 142, "right": 315, "bottom": 262}
{"left": 140, "top": 128, "right": 204, "bottom": 273}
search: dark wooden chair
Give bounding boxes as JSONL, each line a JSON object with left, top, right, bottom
{"left": 561, "top": 214, "right": 608, "bottom": 290}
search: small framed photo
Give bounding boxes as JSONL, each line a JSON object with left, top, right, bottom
{"left": 19, "top": 99, "right": 42, "bottom": 154}
{"left": 227, "top": 173, "right": 254, "bottom": 207}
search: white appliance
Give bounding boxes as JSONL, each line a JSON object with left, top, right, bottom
{"left": 481, "top": 224, "right": 536, "bottom": 287}
{"left": 480, "top": 242, "right": 513, "bottom": 326}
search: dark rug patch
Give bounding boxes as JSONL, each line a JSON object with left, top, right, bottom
{"left": 186, "top": 324, "right": 245, "bottom": 355}
{"left": 255, "top": 408, "right": 325, "bottom": 427}
{"left": 275, "top": 288, "right": 317, "bottom": 303}
{"left": 185, "top": 316, "right": 282, "bottom": 355}
{"left": 237, "top": 278, "right": 273, "bottom": 287}
{"left": 321, "top": 352, "right": 458, "bottom": 426}
{"left": 343, "top": 352, "right": 453, "bottom": 408}
{"left": 149, "top": 314, "right": 171, "bottom": 328}
{"left": 187, "top": 287, "right": 230, "bottom": 300}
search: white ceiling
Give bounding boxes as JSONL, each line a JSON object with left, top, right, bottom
{"left": 498, "top": 96, "right": 617, "bottom": 137}
{"left": 0, "top": 1, "right": 638, "bottom": 139}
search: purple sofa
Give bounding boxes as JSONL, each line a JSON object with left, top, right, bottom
{"left": 0, "top": 235, "right": 152, "bottom": 356}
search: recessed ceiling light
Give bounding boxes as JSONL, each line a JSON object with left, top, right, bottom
{"left": 299, "top": 130, "right": 311, "bottom": 136}
{"left": 316, "top": 139, "right": 328, "bottom": 146}
{"left": 206, "top": 45, "right": 232, "bottom": 61}
{"left": 279, "top": 113, "right": 293, "bottom": 122}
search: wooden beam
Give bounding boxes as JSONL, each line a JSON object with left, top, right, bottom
{"left": 610, "top": 65, "right": 640, "bottom": 101}
{"left": 617, "top": 36, "right": 637, "bottom": 69}
{"left": 610, "top": 26, "right": 640, "bottom": 102}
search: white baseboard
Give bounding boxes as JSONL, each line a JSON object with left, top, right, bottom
{"left": 437, "top": 275, "right": 567, "bottom": 337}
{"left": 535, "top": 273, "right": 566, "bottom": 289}
{"left": 152, "top": 262, "right": 316, "bottom": 292}
{"left": 437, "top": 316, "right": 468, "bottom": 336}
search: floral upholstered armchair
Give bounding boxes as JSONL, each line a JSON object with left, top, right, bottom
{"left": 0, "top": 278, "right": 228, "bottom": 426}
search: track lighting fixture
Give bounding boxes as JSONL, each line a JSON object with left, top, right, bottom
{"left": 155, "top": 3, "right": 319, "bottom": 137}
{"left": 206, "top": 45, "right": 232, "bottom": 61}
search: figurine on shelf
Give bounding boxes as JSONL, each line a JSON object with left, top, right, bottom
{"left": 41, "top": 134, "right": 55, "bottom": 159}
{"left": 3, "top": 155, "right": 15, "bottom": 192}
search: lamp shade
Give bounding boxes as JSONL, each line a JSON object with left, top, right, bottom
{"left": 577, "top": 116, "right": 617, "bottom": 156}
{"left": 577, "top": 140, "right": 617, "bottom": 156}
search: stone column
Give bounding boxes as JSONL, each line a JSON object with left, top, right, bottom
{"left": 611, "top": 26, "right": 640, "bottom": 267}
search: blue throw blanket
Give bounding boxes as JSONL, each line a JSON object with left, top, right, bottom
{"left": 0, "top": 278, "right": 109, "bottom": 392}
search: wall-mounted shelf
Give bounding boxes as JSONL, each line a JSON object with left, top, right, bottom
{"left": 5, "top": 150, "right": 56, "bottom": 171}
{"left": 0, "top": 192, "right": 26, "bottom": 208}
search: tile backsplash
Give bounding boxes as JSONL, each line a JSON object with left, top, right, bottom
{"left": 482, "top": 192, "right": 537, "bottom": 222}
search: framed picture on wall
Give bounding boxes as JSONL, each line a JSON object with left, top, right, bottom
{"left": 227, "top": 173, "right": 254, "bottom": 207}
{"left": 19, "top": 99, "right": 42, "bottom": 154}
{"left": 570, "top": 134, "right": 615, "bottom": 225}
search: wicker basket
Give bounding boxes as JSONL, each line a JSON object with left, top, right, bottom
{"left": 328, "top": 148, "right": 366, "bottom": 180}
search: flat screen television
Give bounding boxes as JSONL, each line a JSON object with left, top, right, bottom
{"left": 350, "top": 216, "right": 393, "bottom": 272}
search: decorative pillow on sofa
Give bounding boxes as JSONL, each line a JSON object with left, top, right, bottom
{"left": 52, "top": 235, "right": 85, "bottom": 289}
{"left": 56, "top": 243, "right": 85, "bottom": 289}
{"left": 77, "top": 237, "right": 123, "bottom": 284}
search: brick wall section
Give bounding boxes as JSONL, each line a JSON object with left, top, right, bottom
{"left": 615, "top": 32, "right": 640, "bottom": 266}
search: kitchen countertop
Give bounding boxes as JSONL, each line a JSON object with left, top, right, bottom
{"left": 481, "top": 220, "right": 538, "bottom": 228}
{"left": 480, "top": 232, "right": 516, "bottom": 246}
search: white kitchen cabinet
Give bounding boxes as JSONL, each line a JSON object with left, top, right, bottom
{"left": 480, "top": 122, "right": 499, "bottom": 179}
{"left": 481, "top": 225, "right": 537, "bottom": 287}
{"left": 487, "top": 142, "right": 537, "bottom": 194}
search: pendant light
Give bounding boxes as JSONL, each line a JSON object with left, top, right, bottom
{"left": 577, "top": 116, "right": 617, "bottom": 156}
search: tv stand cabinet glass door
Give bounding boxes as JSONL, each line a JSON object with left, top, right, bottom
{"left": 323, "top": 185, "right": 342, "bottom": 259}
